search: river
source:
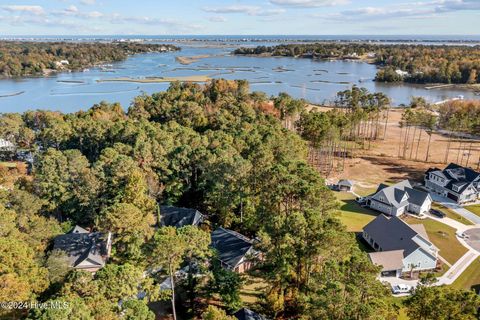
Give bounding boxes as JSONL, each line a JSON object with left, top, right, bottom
{"left": 1, "top": 37, "right": 479, "bottom": 113}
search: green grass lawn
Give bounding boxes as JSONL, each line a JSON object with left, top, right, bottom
{"left": 432, "top": 203, "right": 474, "bottom": 226}
{"left": 334, "top": 192, "right": 378, "bottom": 232}
{"left": 451, "top": 257, "right": 480, "bottom": 292}
{"left": 0, "top": 162, "right": 17, "bottom": 169}
{"left": 465, "top": 204, "right": 480, "bottom": 217}
{"left": 240, "top": 275, "right": 268, "bottom": 305}
{"left": 403, "top": 217, "right": 468, "bottom": 265}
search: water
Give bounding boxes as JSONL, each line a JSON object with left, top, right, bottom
{"left": 0, "top": 37, "right": 479, "bottom": 113}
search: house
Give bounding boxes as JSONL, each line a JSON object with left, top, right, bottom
{"left": 53, "top": 226, "right": 112, "bottom": 273}
{"left": 211, "top": 227, "right": 259, "bottom": 273}
{"left": 0, "top": 139, "right": 15, "bottom": 153}
{"left": 424, "top": 163, "right": 480, "bottom": 204}
{"left": 338, "top": 179, "right": 354, "bottom": 192}
{"left": 363, "top": 215, "right": 438, "bottom": 277}
{"left": 367, "top": 180, "right": 432, "bottom": 216}
{"left": 234, "top": 308, "right": 267, "bottom": 320}
{"left": 160, "top": 206, "right": 204, "bottom": 228}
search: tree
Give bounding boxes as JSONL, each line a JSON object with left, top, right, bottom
{"left": 201, "top": 305, "right": 236, "bottom": 320}
{"left": 150, "top": 226, "right": 210, "bottom": 320}
{"left": 208, "top": 265, "right": 243, "bottom": 312}
{"left": 405, "top": 285, "right": 480, "bottom": 320}
{"left": 121, "top": 300, "right": 155, "bottom": 320}
{"left": 46, "top": 249, "right": 70, "bottom": 284}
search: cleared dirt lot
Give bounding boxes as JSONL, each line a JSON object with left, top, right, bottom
{"left": 317, "top": 107, "right": 480, "bottom": 187}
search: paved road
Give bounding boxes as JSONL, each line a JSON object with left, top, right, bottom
{"left": 429, "top": 193, "right": 480, "bottom": 224}
{"left": 464, "top": 228, "right": 480, "bottom": 252}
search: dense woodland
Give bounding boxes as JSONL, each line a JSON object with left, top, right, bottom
{"left": 234, "top": 43, "right": 480, "bottom": 84}
{"left": 0, "top": 41, "right": 179, "bottom": 77}
{"left": 0, "top": 80, "right": 479, "bottom": 319}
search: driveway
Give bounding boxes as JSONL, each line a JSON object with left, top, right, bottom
{"left": 464, "top": 228, "right": 480, "bottom": 253}
{"left": 429, "top": 193, "right": 480, "bottom": 224}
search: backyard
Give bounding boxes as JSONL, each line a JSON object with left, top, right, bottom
{"left": 334, "top": 191, "right": 378, "bottom": 232}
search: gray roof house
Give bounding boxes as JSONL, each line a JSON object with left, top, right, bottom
{"left": 338, "top": 179, "right": 354, "bottom": 191}
{"left": 211, "top": 227, "right": 259, "bottom": 273}
{"left": 363, "top": 215, "right": 438, "bottom": 277}
{"left": 160, "top": 206, "right": 204, "bottom": 228}
{"left": 53, "top": 226, "right": 112, "bottom": 273}
{"left": 368, "top": 180, "right": 432, "bottom": 216}
{"left": 234, "top": 308, "right": 267, "bottom": 320}
{"left": 425, "top": 163, "right": 480, "bottom": 204}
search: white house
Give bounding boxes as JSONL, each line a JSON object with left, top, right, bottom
{"left": 368, "top": 180, "right": 432, "bottom": 216}
{"left": 363, "top": 215, "right": 438, "bottom": 277}
{"left": 425, "top": 163, "right": 480, "bottom": 204}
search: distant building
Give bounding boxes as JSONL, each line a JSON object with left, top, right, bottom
{"left": 367, "top": 180, "right": 432, "bottom": 216}
{"left": 395, "top": 69, "right": 409, "bottom": 77}
{"left": 337, "top": 179, "right": 354, "bottom": 192}
{"left": 0, "top": 139, "right": 15, "bottom": 152}
{"left": 53, "top": 226, "right": 112, "bottom": 273}
{"left": 363, "top": 215, "right": 438, "bottom": 277}
{"left": 211, "top": 227, "right": 259, "bottom": 273}
{"left": 234, "top": 308, "right": 267, "bottom": 320}
{"left": 424, "top": 163, "right": 480, "bottom": 204}
{"left": 159, "top": 206, "right": 204, "bottom": 228}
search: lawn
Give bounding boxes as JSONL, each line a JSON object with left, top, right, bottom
{"left": 403, "top": 216, "right": 468, "bottom": 265}
{"left": 451, "top": 257, "right": 480, "bottom": 292}
{"left": 334, "top": 192, "right": 378, "bottom": 232}
{"left": 432, "top": 203, "right": 474, "bottom": 226}
{"left": 0, "top": 161, "right": 17, "bottom": 169}
{"left": 465, "top": 205, "right": 480, "bottom": 217}
{"left": 240, "top": 275, "right": 268, "bottom": 305}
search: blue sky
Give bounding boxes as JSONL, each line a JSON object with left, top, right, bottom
{"left": 0, "top": 0, "right": 479, "bottom": 35}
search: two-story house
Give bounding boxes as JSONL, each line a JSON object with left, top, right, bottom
{"left": 424, "top": 163, "right": 480, "bottom": 204}
{"left": 367, "top": 180, "right": 432, "bottom": 216}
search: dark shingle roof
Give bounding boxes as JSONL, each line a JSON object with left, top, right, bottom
{"left": 160, "top": 206, "right": 204, "bottom": 228}
{"left": 404, "top": 187, "right": 430, "bottom": 207}
{"left": 363, "top": 215, "right": 421, "bottom": 256}
{"left": 442, "top": 163, "right": 480, "bottom": 193}
{"left": 211, "top": 227, "right": 254, "bottom": 269}
{"left": 53, "top": 227, "right": 109, "bottom": 268}
{"left": 234, "top": 308, "right": 266, "bottom": 320}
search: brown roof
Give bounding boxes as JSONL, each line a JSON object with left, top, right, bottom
{"left": 368, "top": 250, "right": 404, "bottom": 271}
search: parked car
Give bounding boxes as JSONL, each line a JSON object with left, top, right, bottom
{"left": 391, "top": 284, "right": 412, "bottom": 294}
{"left": 456, "top": 232, "right": 470, "bottom": 239}
{"left": 430, "top": 208, "right": 446, "bottom": 218}
{"left": 356, "top": 197, "right": 367, "bottom": 204}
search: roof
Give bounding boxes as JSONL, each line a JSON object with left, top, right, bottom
{"left": 410, "top": 224, "right": 429, "bottom": 240}
{"left": 160, "top": 206, "right": 204, "bottom": 228}
{"left": 404, "top": 187, "right": 431, "bottom": 207}
{"left": 53, "top": 226, "right": 110, "bottom": 269}
{"left": 368, "top": 250, "right": 404, "bottom": 271}
{"left": 338, "top": 179, "right": 354, "bottom": 187}
{"left": 371, "top": 180, "right": 430, "bottom": 208}
{"left": 234, "top": 308, "right": 266, "bottom": 320}
{"left": 371, "top": 180, "right": 412, "bottom": 208}
{"left": 427, "top": 163, "right": 480, "bottom": 194}
{"left": 363, "top": 215, "right": 432, "bottom": 257}
{"left": 211, "top": 227, "right": 254, "bottom": 269}
{"left": 0, "top": 139, "right": 15, "bottom": 150}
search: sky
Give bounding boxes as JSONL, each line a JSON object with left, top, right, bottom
{"left": 0, "top": 0, "right": 479, "bottom": 36}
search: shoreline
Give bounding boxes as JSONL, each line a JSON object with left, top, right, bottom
{"left": 97, "top": 75, "right": 211, "bottom": 83}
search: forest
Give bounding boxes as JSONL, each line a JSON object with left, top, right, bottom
{"left": 0, "top": 41, "right": 179, "bottom": 77}
{"left": 234, "top": 43, "right": 480, "bottom": 85}
{"left": 0, "top": 80, "right": 479, "bottom": 320}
